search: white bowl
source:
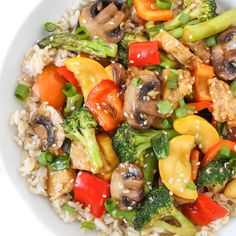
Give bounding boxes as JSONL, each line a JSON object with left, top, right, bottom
{"left": 0, "top": 0, "right": 235, "bottom": 235}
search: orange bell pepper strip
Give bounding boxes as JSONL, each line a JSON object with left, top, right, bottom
{"left": 32, "top": 64, "right": 66, "bottom": 109}
{"left": 190, "top": 149, "right": 200, "bottom": 181}
{"left": 133, "top": 0, "right": 174, "bottom": 21}
{"left": 201, "top": 140, "right": 236, "bottom": 167}
{"left": 187, "top": 101, "right": 213, "bottom": 112}
{"left": 193, "top": 64, "right": 214, "bottom": 102}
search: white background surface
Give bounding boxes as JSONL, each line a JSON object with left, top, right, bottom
{"left": 0, "top": 1, "right": 52, "bottom": 235}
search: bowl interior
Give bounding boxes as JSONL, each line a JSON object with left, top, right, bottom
{"left": 0, "top": 0, "right": 235, "bottom": 235}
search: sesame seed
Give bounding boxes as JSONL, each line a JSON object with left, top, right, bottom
{"left": 102, "top": 194, "right": 107, "bottom": 198}
{"left": 199, "top": 144, "right": 203, "bottom": 149}
{"left": 129, "top": 60, "right": 134, "bottom": 64}
{"left": 137, "top": 53, "right": 141, "bottom": 58}
{"left": 169, "top": 191, "right": 173, "bottom": 195}
{"left": 196, "top": 162, "right": 201, "bottom": 166}
{"left": 124, "top": 112, "right": 128, "bottom": 117}
{"left": 127, "top": 206, "right": 133, "bottom": 210}
{"left": 180, "top": 188, "right": 184, "bottom": 193}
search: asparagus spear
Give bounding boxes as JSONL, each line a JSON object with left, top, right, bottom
{"left": 38, "top": 33, "right": 118, "bottom": 58}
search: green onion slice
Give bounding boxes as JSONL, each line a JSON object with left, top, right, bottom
{"left": 230, "top": 80, "right": 236, "bottom": 96}
{"left": 50, "top": 156, "right": 71, "bottom": 172}
{"left": 157, "top": 99, "right": 173, "bottom": 115}
{"left": 133, "top": 78, "right": 142, "bottom": 88}
{"left": 168, "top": 27, "right": 184, "bottom": 39}
{"left": 167, "top": 69, "right": 180, "bottom": 89}
{"left": 81, "top": 221, "right": 95, "bottom": 231}
{"left": 63, "top": 203, "right": 76, "bottom": 213}
{"left": 162, "top": 118, "right": 173, "bottom": 129}
{"left": 156, "top": 0, "right": 172, "bottom": 10}
{"left": 15, "top": 84, "right": 29, "bottom": 101}
{"left": 205, "top": 35, "right": 217, "bottom": 47}
{"left": 147, "top": 24, "right": 165, "bottom": 38}
{"left": 186, "top": 183, "right": 197, "bottom": 190}
{"left": 105, "top": 198, "right": 116, "bottom": 212}
{"left": 175, "top": 107, "right": 188, "bottom": 118}
{"left": 44, "top": 22, "right": 61, "bottom": 32}
{"left": 63, "top": 83, "right": 77, "bottom": 97}
{"left": 39, "top": 151, "right": 55, "bottom": 166}
{"left": 179, "top": 12, "right": 191, "bottom": 25}
{"left": 75, "top": 26, "right": 89, "bottom": 40}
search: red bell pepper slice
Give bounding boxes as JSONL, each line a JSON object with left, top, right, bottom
{"left": 201, "top": 140, "right": 236, "bottom": 167}
{"left": 134, "top": 0, "right": 174, "bottom": 21}
{"left": 74, "top": 171, "right": 110, "bottom": 218}
{"left": 182, "top": 194, "right": 228, "bottom": 226}
{"left": 56, "top": 66, "right": 81, "bottom": 93}
{"left": 86, "top": 80, "right": 124, "bottom": 131}
{"left": 193, "top": 64, "right": 214, "bottom": 102}
{"left": 129, "top": 42, "right": 160, "bottom": 67}
{"left": 187, "top": 101, "right": 213, "bottom": 112}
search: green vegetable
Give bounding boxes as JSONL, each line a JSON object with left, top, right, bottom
{"left": 168, "top": 27, "right": 184, "bottom": 39}
{"left": 167, "top": 69, "right": 180, "bottom": 89}
{"left": 126, "top": 0, "right": 133, "bottom": 6}
{"left": 145, "top": 65, "right": 163, "bottom": 75}
{"left": 151, "top": 130, "right": 178, "bottom": 159}
{"left": 157, "top": 100, "right": 173, "bottom": 115}
{"left": 119, "top": 32, "right": 147, "bottom": 68}
{"left": 217, "top": 122, "right": 227, "bottom": 138}
{"left": 156, "top": 0, "right": 172, "bottom": 10}
{"left": 64, "top": 93, "right": 84, "bottom": 116}
{"left": 44, "top": 22, "right": 61, "bottom": 32}
{"left": 15, "top": 84, "right": 29, "bottom": 101}
{"left": 75, "top": 26, "right": 89, "bottom": 40}
{"left": 160, "top": 52, "right": 180, "bottom": 69}
{"left": 147, "top": 24, "right": 165, "bottom": 38}
{"left": 216, "top": 146, "right": 231, "bottom": 159}
{"left": 196, "top": 160, "right": 232, "bottom": 193}
{"left": 143, "top": 149, "right": 158, "bottom": 194}
{"left": 162, "top": 118, "right": 173, "bottom": 129}
{"left": 133, "top": 186, "right": 197, "bottom": 236}
{"left": 205, "top": 35, "right": 217, "bottom": 47}
{"left": 62, "top": 83, "right": 77, "bottom": 97}
{"left": 175, "top": 107, "right": 188, "bottom": 118}
{"left": 113, "top": 124, "right": 163, "bottom": 164}
{"left": 39, "top": 151, "right": 54, "bottom": 166}
{"left": 63, "top": 203, "right": 76, "bottom": 213}
{"left": 105, "top": 198, "right": 136, "bottom": 224}
{"left": 49, "top": 156, "right": 71, "bottom": 172}
{"left": 81, "top": 221, "right": 95, "bottom": 231}
{"left": 62, "top": 107, "right": 103, "bottom": 172}
{"left": 183, "top": 9, "right": 236, "bottom": 42}
{"left": 230, "top": 80, "right": 236, "bottom": 96}
{"left": 133, "top": 78, "right": 142, "bottom": 88}
{"left": 186, "top": 183, "right": 197, "bottom": 190}
{"left": 38, "top": 33, "right": 118, "bottom": 58}
{"left": 164, "top": 0, "right": 217, "bottom": 31}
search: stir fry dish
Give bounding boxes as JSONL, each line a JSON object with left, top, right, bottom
{"left": 11, "top": 0, "right": 236, "bottom": 235}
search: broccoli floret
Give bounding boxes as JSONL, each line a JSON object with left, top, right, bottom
{"left": 196, "top": 160, "right": 232, "bottom": 193}
{"left": 134, "top": 186, "right": 196, "bottom": 236}
{"left": 112, "top": 123, "right": 161, "bottom": 164}
{"left": 119, "top": 32, "right": 147, "bottom": 68}
{"left": 62, "top": 107, "right": 103, "bottom": 172}
{"left": 164, "top": 0, "right": 217, "bottom": 31}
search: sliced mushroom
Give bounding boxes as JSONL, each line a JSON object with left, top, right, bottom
{"left": 212, "top": 28, "right": 236, "bottom": 81}
{"left": 31, "top": 104, "right": 65, "bottom": 151}
{"left": 79, "top": 1, "right": 125, "bottom": 43}
{"left": 110, "top": 163, "right": 144, "bottom": 210}
{"left": 111, "top": 62, "right": 127, "bottom": 86}
{"left": 124, "top": 70, "right": 161, "bottom": 129}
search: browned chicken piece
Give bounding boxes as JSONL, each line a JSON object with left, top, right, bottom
{"left": 186, "top": 40, "right": 211, "bottom": 64}
{"left": 152, "top": 31, "right": 202, "bottom": 69}
{"left": 209, "top": 78, "right": 236, "bottom": 126}
{"left": 47, "top": 168, "right": 76, "bottom": 200}
{"left": 70, "top": 141, "right": 92, "bottom": 171}
{"left": 162, "top": 69, "right": 195, "bottom": 110}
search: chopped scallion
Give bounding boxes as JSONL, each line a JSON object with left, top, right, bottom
{"left": 156, "top": 0, "right": 172, "bottom": 10}
{"left": 186, "top": 183, "right": 197, "bottom": 190}
{"left": 179, "top": 98, "right": 186, "bottom": 108}
{"left": 15, "top": 84, "right": 29, "bottom": 101}
{"left": 63, "top": 203, "right": 76, "bottom": 213}
{"left": 159, "top": 52, "right": 180, "bottom": 69}
{"left": 44, "top": 22, "right": 61, "bottom": 32}
{"left": 81, "top": 221, "right": 95, "bottom": 231}
{"left": 104, "top": 198, "right": 116, "bottom": 212}
{"left": 179, "top": 12, "right": 191, "bottom": 24}
{"left": 157, "top": 100, "right": 173, "bottom": 115}
{"left": 230, "top": 80, "right": 236, "bottom": 96}
{"left": 162, "top": 118, "right": 173, "bottom": 129}
{"left": 39, "top": 151, "right": 54, "bottom": 166}
{"left": 126, "top": 0, "right": 133, "bottom": 6}
{"left": 147, "top": 24, "right": 165, "bottom": 38}
{"left": 75, "top": 26, "right": 89, "bottom": 40}
{"left": 205, "top": 35, "right": 217, "bottom": 47}
{"left": 133, "top": 78, "right": 142, "bottom": 88}
{"left": 167, "top": 69, "right": 180, "bottom": 89}
{"left": 216, "top": 146, "right": 231, "bottom": 159}
{"left": 175, "top": 107, "right": 188, "bottom": 118}
{"left": 168, "top": 27, "right": 184, "bottom": 39}
{"left": 50, "top": 155, "right": 71, "bottom": 172}
{"left": 62, "top": 83, "right": 77, "bottom": 97}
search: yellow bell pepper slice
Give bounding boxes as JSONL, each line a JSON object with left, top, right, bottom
{"left": 159, "top": 135, "right": 198, "bottom": 200}
{"left": 173, "top": 115, "right": 220, "bottom": 153}
{"left": 64, "top": 57, "right": 111, "bottom": 100}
